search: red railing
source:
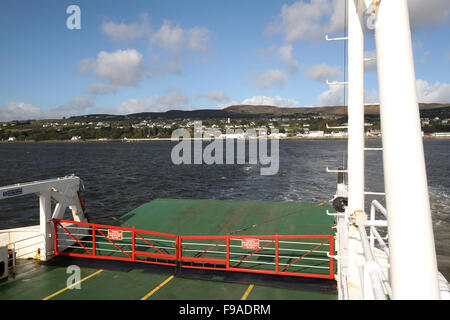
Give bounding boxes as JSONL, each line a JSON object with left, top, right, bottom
{"left": 53, "top": 219, "right": 334, "bottom": 279}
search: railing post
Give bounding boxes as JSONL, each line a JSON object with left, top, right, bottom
{"left": 275, "top": 234, "right": 279, "bottom": 273}
{"left": 53, "top": 219, "right": 58, "bottom": 255}
{"left": 226, "top": 233, "right": 230, "bottom": 269}
{"left": 177, "top": 236, "right": 181, "bottom": 261}
{"left": 132, "top": 227, "right": 135, "bottom": 261}
{"left": 92, "top": 226, "right": 96, "bottom": 257}
{"left": 370, "top": 204, "right": 375, "bottom": 251}
{"left": 329, "top": 235, "right": 334, "bottom": 279}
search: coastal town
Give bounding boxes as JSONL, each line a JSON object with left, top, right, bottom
{"left": 1, "top": 111, "right": 449, "bottom": 142}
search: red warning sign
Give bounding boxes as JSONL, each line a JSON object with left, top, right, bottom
{"left": 241, "top": 238, "right": 260, "bottom": 250}
{"left": 107, "top": 229, "right": 123, "bottom": 240}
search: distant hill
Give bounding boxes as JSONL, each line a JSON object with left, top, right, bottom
{"left": 69, "top": 103, "right": 450, "bottom": 121}
{"left": 224, "top": 103, "right": 450, "bottom": 116}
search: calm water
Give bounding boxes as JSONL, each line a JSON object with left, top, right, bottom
{"left": 0, "top": 139, "right": 449, "bottom": 279}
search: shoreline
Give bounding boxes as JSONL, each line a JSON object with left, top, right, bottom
{"left": 1, "top": 136, "right": 449, "bottom": 143}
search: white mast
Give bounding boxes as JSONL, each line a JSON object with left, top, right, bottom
{"left": 347, "top": 0, "right": 365, "bottom": 215}
{"left": 374, "top": 0, "right": 440, "bottom": 299}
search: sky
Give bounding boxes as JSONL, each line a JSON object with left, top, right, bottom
{"left": 0, "top": 0, "right": 449, "bottom": 121}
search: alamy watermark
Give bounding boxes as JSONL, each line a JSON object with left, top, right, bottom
{"left": 66, "top": 265, "right": 81, "bottom": 289}
{"left": 170, "top": 121, "right": 279, "bottom": 175}
{"left": 66, "top": 5, "right": 81, "bottom": 30}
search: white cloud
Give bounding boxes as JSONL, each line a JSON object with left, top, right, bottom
{"left": 158, "top": 94, "right": 190, "bottom": 107}
{"left": 317, "top": 85, "right": 380, "bottom": 106}
{"left": 304, "top": 63, "right": 342, "bottom": 82}
{"left": 151, "top": 20, "right": 186, "bottom": 51}
{"left": 250, "top": 69, "right": 287, "bottom": 90}
{"left": 0, "top": 102, "right": 43, "bottom": 121}
{"left": 416, "top": 79, "right": 450, "bottom": 103}
{"left": 86, "top": 83, "right": 117, "bottom": 95}
{"left": 150, "top": 21, "right": 212, "bottom": 52}
{"left": 278, "top": 44, "right": 300, "bottom": 75}
{"left": 187, "top": 27, "right": 212, "bottom": 53}
{"left": 101, "top": 13, "right": 151, "bottom": 42}
{"left": 214, "top": 100, "right": 239, "bottom": 109}
{"left": 0, "top": 97, "right": 92, "bottom": 121}
{"left": 214, "top": 96, "right": 304, "bottom": 109}
{"left": 241, "top": 95, "right": 302, "bottom": 107}
{"left": 196, "top": 91, "right": 230, "bottom": 102}
{"left": 265, "top": 0, "right": 344, "bottom": 43}
{"left": 265, "top": 0, "right": 448, "bottom": 45}
{"left": 50, "top": 97, "right": 92, "bottom": 118}
{"left": 78, "top": 49, "right": 146, "bottom": 87}
{"left": 408, "top": 0, "right": 450, "bottom": 30}
{"left": 117, "top": 93, "right": 190, "bottom": 114}
{"left": 149, "top": 21, "right": 212, "bottom": 77}
{"left": 317, "top": 85, "right": 344, "bottom": 106}
{"left": 148, "top": 53, "right": 183, "bottom": 77}
{"left": 319, "top": 79, "right": 450, "bottom": 106}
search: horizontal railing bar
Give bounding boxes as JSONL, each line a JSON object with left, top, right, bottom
{"left": 134, "top": 251, "right": 176, "bottom": 260}
{"left": 0, "top": 229, "right": 40, "bottom": 234}
{"left": 135, "top": 237, "right": 175, "bottom": 243}
{"left": 181, "top": 256, "right": 226, "bottom": 264}
{"left": 7, "top": 233, "right": 44, "bottom": 245}
{"left": 278, "top": 240, "right": 330, "bottom": 246}
{"left": 57, "top": 232, "right": 91, "bottom": 237}
{"left": 277, "top": 247, "right": 329, "bottom": 254}
{"left": 95, "top": 248, "right": 133, "bottom": 254}
{"left": 57, "top": 238, "right": 176, "bottom": 252}
{"left": 229, "top": 238, "right": 330, "bottom": 246}
{"left": 13, "top": 249, "right": 41, "bottom": 258}
{"left": 229, "top": 259, "right": 330, "bottom": 269}
{"left": 58, "top": 236, "right": 175, "bottom": 245}
{"left": 61, "top": 245, "right": 94, "bottom": 251}
{"left": 11, "top": 242, "right": 43, "bottom": 251}
{"left": 58, "top": 226, "right": 92, "bottom": 230}
{"left": 230, "top": 252, "right": 329, "bottom": 261}
{"left": 62, "top": 238, "right": 331, "bottom": 255}
{"left": 180, "top": 249, "right": 329, "bottom": 262}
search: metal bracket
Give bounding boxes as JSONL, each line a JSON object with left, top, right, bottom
{"left": 364, "top": 191, "right": 385, "bottom": 196}
{"left": 326, "top": 166, "right": 348, "bottom": 173}
{"left": 327, "top": 210, "right": 348, "bottom": 217}
{"left": 327, "top": 252, "right": 339, "bottom": 260}
{"left": 326, "top": 79, "right": 348, "bottom": 86}
{"left": 326, "top": 123, "right": 348, "bottom": 129}
{"left": 364, "top": 148, "right": 383, "bottom": 151}
{"left": 325, "top": 35, "right": 348, "bottom": 41}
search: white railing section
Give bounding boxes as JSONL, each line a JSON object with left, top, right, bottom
{"left": 357, "top": 200, "right": 392, "bottom": 299}
{"left": 5, "top": 233, "right": 45, "bottom": 273}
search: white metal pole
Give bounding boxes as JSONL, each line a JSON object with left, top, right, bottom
{"left": 347, "top": 0, "right": 365, "bottom": 214}
{"left": 39, "top": 191, "right": 52, "bottom": 261}
{"left": 375, "top": 0, "right": 440, "bottom": 299}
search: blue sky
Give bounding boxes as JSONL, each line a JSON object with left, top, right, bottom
{"left": 0, "top": 0, "right": 449, "bottom": 121}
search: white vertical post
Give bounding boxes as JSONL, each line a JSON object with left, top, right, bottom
{"left": 375, "top": 0, "right": 440, "bottom": 299}
{"left": 39, "top": 191, "right": 52, "bottom": 261}
{"left": 347, "top": 0, "right": 365, "bottom": 214}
